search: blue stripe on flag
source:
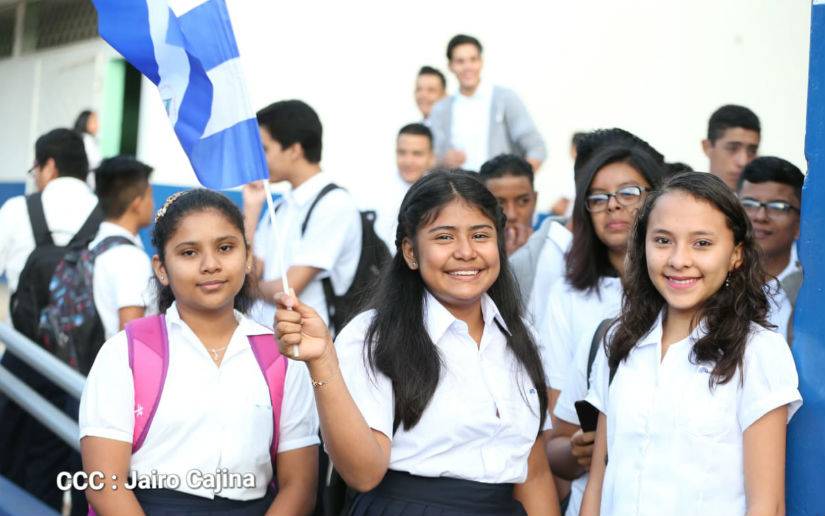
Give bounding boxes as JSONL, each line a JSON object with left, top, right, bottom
{"left": 92, "top": 0, "right": 160, "bottom": 83}
{"left": 189, "top": 118, "right": 269, "bottom": 189}
{"left": 176, "top": 0, "right": 240, "bottom": 71}
{"left": 173, "top": 51, "right": 213, "bottom": 154}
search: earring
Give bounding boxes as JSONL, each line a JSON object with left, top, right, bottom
{"left": 410, "top": 260, "right": 417, "bottom": 269}
{"left": 159, "top": 275, "right": 166, "bottom": 282}
{"left": 725, "top": 275, "right": 731, "bottom": 288}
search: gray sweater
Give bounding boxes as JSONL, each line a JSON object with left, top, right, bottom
{"left": 428, "top": 85, "right": 546, "bottom": 166}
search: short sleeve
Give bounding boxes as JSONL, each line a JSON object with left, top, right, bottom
{"left": 737, "top": 328, "right": 802, "bottom": 431}
{"left": 334, "top": 311, "right": 395, "bottom": 438}
{"left": 278, "top": 361, "right": 321, "bottom": 453}
{"left": 291, "top": 190, "right": 361, "bottom": 273}
{"left": 585, "top": 346, "right": 610, "bottom": 415}
{"left": 101, "top": 246, "right": 154, "bottom": 309}
{"left": 554, "top": 331, "right": 593, "bottom": 425}
{"left": 79, "top": 332, "right": 135, "bottom": 443}
{"left": 539, "top": 280, "right": 575, "bottom": 389}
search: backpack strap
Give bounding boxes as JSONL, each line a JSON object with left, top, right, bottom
{"left": 90, "top": 235, "right": 135, "bottom": 259}
{"left": 248, "top": 334, "right": 288, "bottom": 467}
{"left": 587, "top": 318, "right": 615, "bottom": 391}
{"left": 126, "top": 314, "right": 170, "bottom": 452}
{"left": 300, "top": 183, "right": 341, "bottom": 236}
{"left": 25, "top": 193, "right": 53, "bottom": 247}
{"left": 68, "top": 205, "right": 104, "bottom": 247}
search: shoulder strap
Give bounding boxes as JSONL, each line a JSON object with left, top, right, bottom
{"left": 91, "top": 235, "right": 135, "bottom": 258}
{"left": 248, "top": 334, "right": 288, "bottom": 466}
{"left": 126, "top": 314, "right": 170, "bottom": 452}
{"left": 68, "top": 205, "right": 104, "bottom": 247}
{"left": 587, "top": 318, "right": 615, "bottom": 390}
{"left": 301, "top": 183, "right": 342, "bottom": 236}
{"left": 25, "top": 193, "right": 53, "bottom": 247}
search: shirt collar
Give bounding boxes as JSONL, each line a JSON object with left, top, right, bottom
{"left": 287, "top": 172, "right": 332, "bottom": 207}
{"left": 636, "top": 310, "right": 708, "bottom": 348}
{"left": 43, "top": 176, "right": 93, "bottom": 194}
{"left": 422, "top": 290, "right": 511, "bottom": 344}
{"left": 456, "top": 80, "right": 493, "bottom": 102}
{"left": 165, "top": 302, "right": 273, "bottom": 337}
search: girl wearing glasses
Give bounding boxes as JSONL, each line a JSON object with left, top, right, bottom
{"left": 541, "top": 144, "right": 668, "bottom": 516}
{"left": 580, "top": 172, "right": 801, "bottom": 515}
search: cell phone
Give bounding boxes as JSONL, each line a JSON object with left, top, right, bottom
{"left": 574, "top": 400, "right": 599, "bottom": 433}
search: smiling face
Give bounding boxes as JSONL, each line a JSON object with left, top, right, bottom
{"left": 415, "top": 73, "right": 446, "bottom": 118}
{"left": 588, "top": 161, "right": 651, "bottom": 254}
{"left": 448, "top": 43, "right": 483, "bottom": 93}
{"left": 401, "top": 198, "right": 500, "bottom": 317}
{"left": 738, "top": 180, "right": 800, "bottom": 261}
{"left": 646, "top": 191, "right": 743, "bottom": 321}
{"left": 153, "top": 209, "right": 252, "bottom": 317}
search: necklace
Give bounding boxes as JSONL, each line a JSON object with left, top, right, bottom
{"left": 207, "top": 345, "right": 228, "bottom": 361}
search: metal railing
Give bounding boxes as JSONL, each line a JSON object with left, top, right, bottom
{"left": 0, "top": 323, "right": 85, "bottom": 452}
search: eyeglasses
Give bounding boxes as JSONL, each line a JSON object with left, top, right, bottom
{"left": 585, "top": 185, "right": 648, "bottom": 212}
{"left": 26, "top": 163, "right": 38, "bottom": 176}
{"left": 740, "top": 197, "right": 800, "bottom": 218}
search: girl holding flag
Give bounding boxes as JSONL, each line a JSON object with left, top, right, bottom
{"left": 275, "top": 171, "right": 559, "bottom": 515}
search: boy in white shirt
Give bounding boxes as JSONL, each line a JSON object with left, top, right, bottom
{"left": 90, "top": 156, "right": 155, "bottom": 337}
{"left": 244, "top": 100, "right": 361, "bottom": 331}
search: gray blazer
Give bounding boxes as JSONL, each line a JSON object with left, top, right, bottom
{"left": 428, "top": 85, "right": 546, "bottom": 166}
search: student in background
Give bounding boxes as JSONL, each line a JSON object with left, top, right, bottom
{"left": 702, "top": 104, "right": 761, "bottom": 190}
{"left": 74, "top": 109, "right": 102, "bottom": 172}
{"left": 429, "top": 34, "right": 546, "bottom": 172}
{"left": 243, "top": 100, "right": 362, "bottom": 328}
{"left": 81, "top": 189, "right": 319, "bottom": 514}
{"left": 581, "top": 172, "right": 801, "bottom": 515}
{"left": 275, "top": 171, "right": 559, "bottom": 515}
{"left": 374, "top": 123, "right": 435, "bottom": 251}
{"left": 737, "top": 156, "right": 804, "bottom": 339}
{"left": 479, "top": 154, "right": 538, "bottom": 256}
{"left": 415, "top": 66, "right": 447, "bottom": 121}
{"left": 91, "top": 156, "right": 155, "bottom": 338}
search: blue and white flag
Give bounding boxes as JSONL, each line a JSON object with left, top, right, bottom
{"left": 92, "top": 0, "right": 267, "bottom": 189}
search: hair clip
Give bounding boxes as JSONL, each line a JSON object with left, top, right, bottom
{"left": 155, "top": 191, "right": 187, "bottom": 223}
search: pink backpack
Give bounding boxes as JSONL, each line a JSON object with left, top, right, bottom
{"left": 127, "top": 314, "right": 288, "bottom": 459}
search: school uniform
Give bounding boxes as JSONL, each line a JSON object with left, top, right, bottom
{"left": 521, "top": 220, "right": 571, "bottom": 325}
{"left": 0, "top": 177, "right": 98, "bottom": 293}
{"left": 539, "top": 276, "right": 623, "bottom": 389}
{"left": 586, "top": 313, "right": 802, "bottom": 516}
{"left": 79, "top": 303, "right": 320, "bottom": 507}
{"left": 251, "top": 172, "right": 361, "bottom": 327}
{"left": 335, "top": 292, "right": 550, "bottom": 515}
{"left": 89, "top": 222, "right": 155, "bottom": 338}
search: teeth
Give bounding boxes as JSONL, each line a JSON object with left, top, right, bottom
{"left": 669, "top": 277, "right": 697, "bottom": 284}
{"left": 449, "top": 270, "right": 479, "bottom": 276}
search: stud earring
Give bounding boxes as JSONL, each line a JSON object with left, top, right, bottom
{"left": 410, "top": 261, "right": 417, "bottom": 269}
{"left": 725, "top": 275, "right": 731, "bottom": 288}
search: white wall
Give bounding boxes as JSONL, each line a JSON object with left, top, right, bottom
{"left": 0, "top": 39, "right": 111, "bottom": 184}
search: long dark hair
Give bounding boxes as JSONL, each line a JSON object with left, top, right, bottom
{"left": 566, "top": 145, "right": 670, "bottom": 294}
{"left": 151, "top": 189, "right": 257, "bottom": 314}
{"left": 74, "top": 110, "right": 93, "bottom": 135}
{"left": 608, "top": 172, "right": 771, "bottom": 386}
{"left": 364, "top": 170, "right": 548, "bottom": 431}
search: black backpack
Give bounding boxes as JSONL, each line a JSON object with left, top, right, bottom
{"left": 587, "top": 318, "right": 619, "bottom": 390}
{"left": 7, "top": 193, "right": 103, "bottom": 389}
{"left": 297, "top": 183, "right": 391, "bottom": 336}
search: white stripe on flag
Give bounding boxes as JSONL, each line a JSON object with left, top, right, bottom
{"left": 147, "top": 0, "right": 190, "bottom": 126}
{"left": 200, "top": 57, "right": 257, "bottom": 139}
{"left": 168, "top": 0, "right": 209, "bottom": 17}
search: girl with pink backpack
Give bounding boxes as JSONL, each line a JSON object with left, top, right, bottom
{"left": 79, "top": 189, "right": 320, "bottom": 515}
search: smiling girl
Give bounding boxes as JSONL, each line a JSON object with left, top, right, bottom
{"left": 580, "top": 172, "right": 802, "bottom": 515}
{"left": 274, "top": 171, "right": 559, "bottom": 515}
{"left": 79, "top": 190, "right": 319, "bottom": 515}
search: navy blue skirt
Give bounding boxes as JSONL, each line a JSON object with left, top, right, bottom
{"left": 348, "top": 470, "right": 527, "bottom": 516}
{"left": 134, "top": 488, "right": 275, "bottom": 515}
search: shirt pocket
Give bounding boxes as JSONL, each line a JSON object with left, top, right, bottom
{"left": 679, "top": 368, "right": 737, "bottom": 440}
{"left": 237, "top": 395, "right": 274, "bottom": 465}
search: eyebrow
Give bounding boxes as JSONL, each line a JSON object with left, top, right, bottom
{"left": 174, "top": 235, "right": 240, "bottom": 249}
{"left": 650, "top": 228, "right": 717, "bottom": 237}
{"left": 427, "top": 224, "right": 495, "bottom": 233}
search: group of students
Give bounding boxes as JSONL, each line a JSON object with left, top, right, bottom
{"left": 0, "top": 33, "right": 807, "bottom": 516}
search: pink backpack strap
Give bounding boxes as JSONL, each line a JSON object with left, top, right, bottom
{"left": 125, "top": 314, "right": 170, "bottom": 453}
{"left": 248, "top": 333, "right": 288, "bottom": 466}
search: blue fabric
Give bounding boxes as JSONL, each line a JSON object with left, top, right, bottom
{"left": 786, "top": 3, "right": 825, "bottom": 515}
{"left": 92, "top": 0, "right": 267, "bottom": 190}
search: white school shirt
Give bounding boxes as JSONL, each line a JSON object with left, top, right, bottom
{"left": 525, "top": 221, "right": 571, "bottom": 325}
{"left": 553, "top": 324, "right": 608, "bottom": 516}
{"left": 539, "top": 276, "right": 623, "bottom": 389}
{"left": 371, "top": 172, "right": 411, "bottom": 253}
{"left": 251, "top": 173, "right": 362, "bottom": 326}
{"left": 89, "top": 222, "right": 155, "bottom": 338}
{"left": 79, "top": 303, "right": 320, "bottom": 500}
{"left": 0, "top": 177, "right": 98, "bottom": 293}
{"left": 450, "top": 81, "right": 494, "bottom": 171}
{"left": 586, "top": 314, "right": 802, "bottom": 516}
{"left": 335, "top": 292, "right": 550, "bottom": 484}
